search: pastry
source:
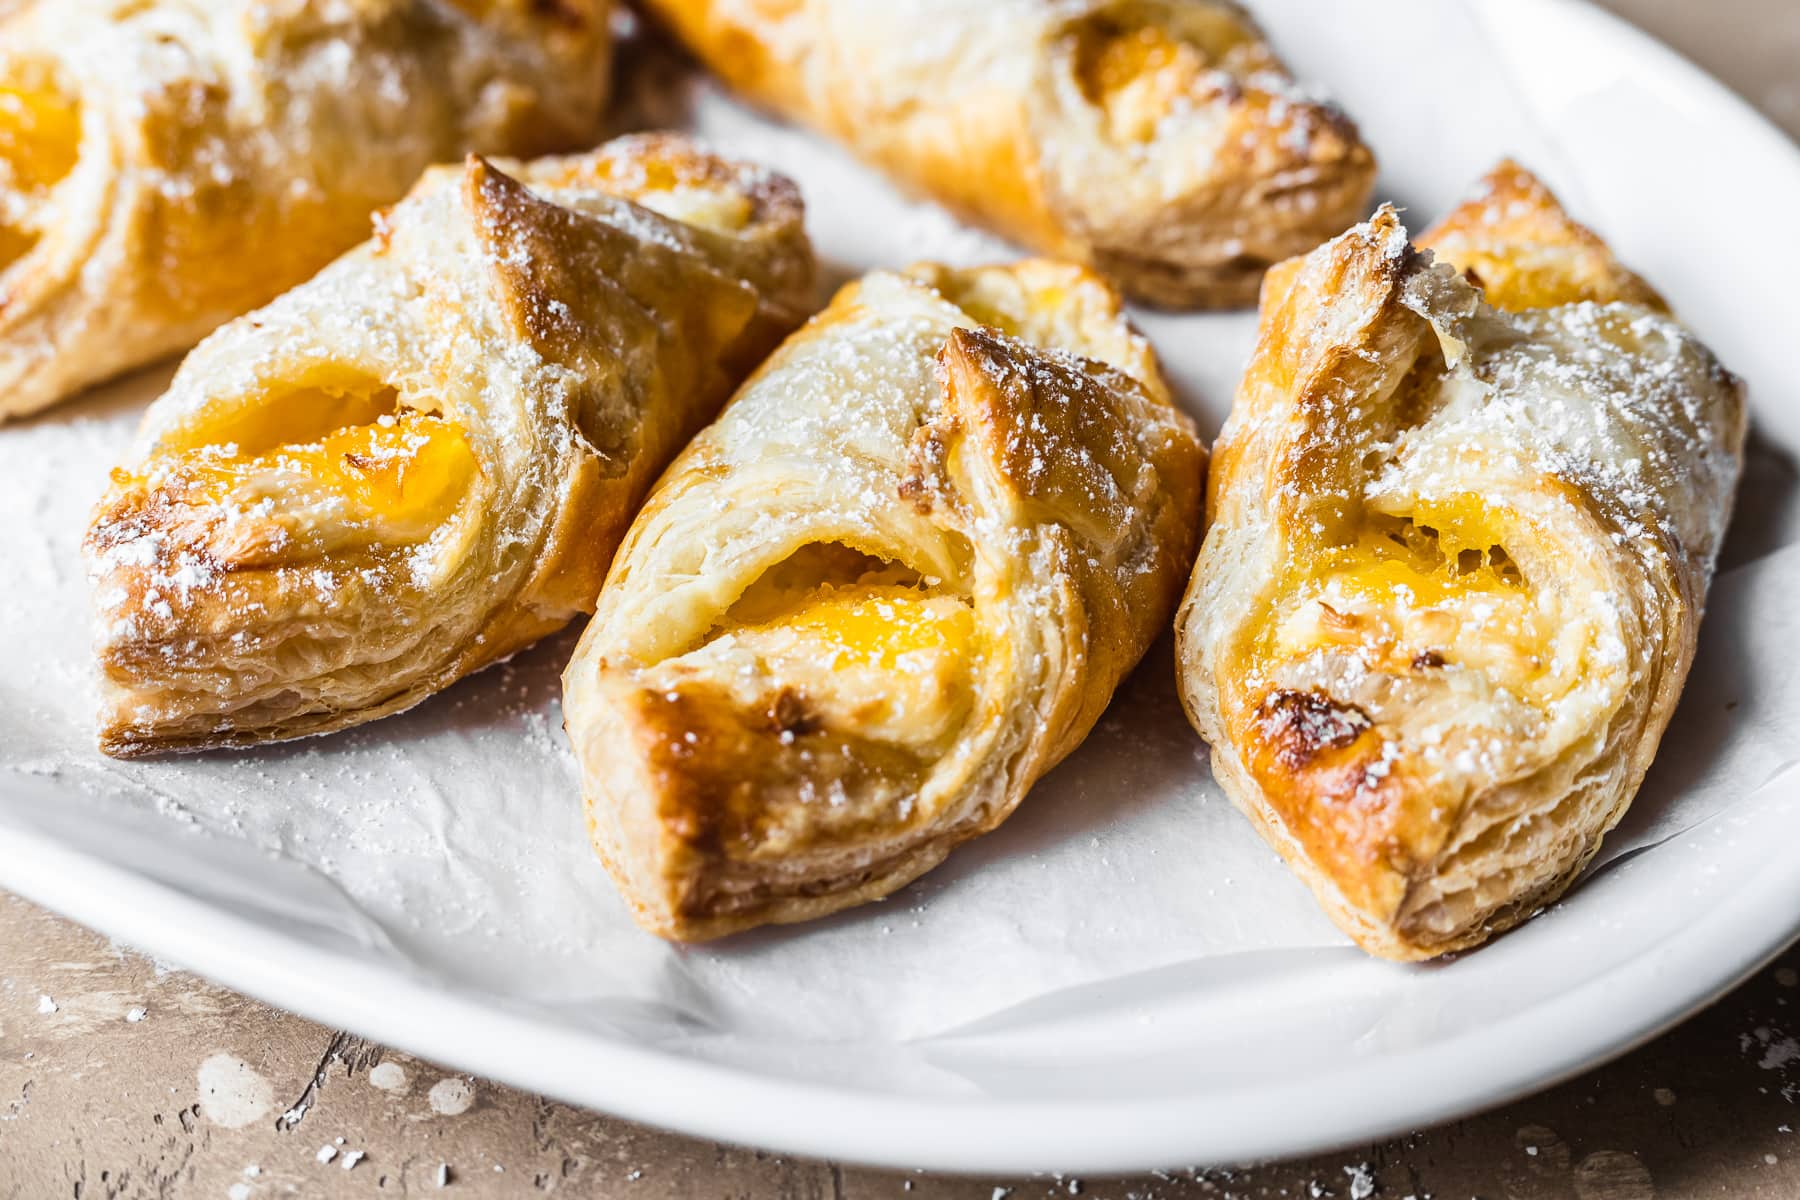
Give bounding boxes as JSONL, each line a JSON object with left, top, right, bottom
{"left": 84, "top": 134, "right": 816, "bottom": 755}
{"left": 563, "top": 259, "right": 1205, "bottom": 940}
{"left": 1417, "top": 160, "right": 1669, "bottom": 315}
{"left": 0, "top": 0, "right": 614, "bottom": 422}
{"left": 1175, "top": 162, "right": 1746, "bottom": 959}
{"left": 638, "top": 0, "right": 1376, "bottom": 309}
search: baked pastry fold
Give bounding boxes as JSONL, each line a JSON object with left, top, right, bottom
{"left": 84, "top": 134, "right": 815, "bottom": 755}
{"left": 1175, "top": 162, "right": 1745, "bottom": 960}
{"left": 0, "top": 0, "right": 613, "bottom": 421}
{"left": 564, "top": 260, "right": 1205, "bottom": 939}
{"left": 639, "top": 0, "right": 1375, "bottom": 309}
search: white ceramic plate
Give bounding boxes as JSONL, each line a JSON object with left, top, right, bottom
{"left": 4, "top": 0, "right": 1800, "bottom": 1174}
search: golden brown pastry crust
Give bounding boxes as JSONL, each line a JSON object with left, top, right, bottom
{"left": 1175, "top": 164, "right": 1745, "bottom": 960}
{"left": 1417, "top": 159, "right": 1667, "bottom": 314}
{"left": 84, "top": 134, "right": 815, "bottom": 756}
{"left": 0, "top": 0, "right": 613, "bottom": 421}
{"left": 563, "top": 260, "right": 1205, "bottom": 940}
{"left": 640, "top": 0, "right": 1376, "bottom": 309}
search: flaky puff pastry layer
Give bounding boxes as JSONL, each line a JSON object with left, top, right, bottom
{"left": 1175, "top": 163, "right": 1745, "bottom": 960}
{"left": 639, "top": 0, "right": 1375, "bottom": 310}
{"left": 564, "top": 261, "right": 1205, "bottom": 940}
{"left": 0, "top": 0, "right": 614, "bottom": 421}
{"left": 84, "top": 134, "right": 815, "bottom": 756}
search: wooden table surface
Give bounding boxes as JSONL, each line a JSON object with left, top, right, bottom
{"left": 4, "top": 2, "right": 1798, "bottom": 1196}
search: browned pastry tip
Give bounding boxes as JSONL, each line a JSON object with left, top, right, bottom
{"left": 1418, "top": 158, "right": 1668, "bottom": 314}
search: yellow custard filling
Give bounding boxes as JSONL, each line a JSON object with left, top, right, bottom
{"left": 123, "top": 412, "right": 477, "bottom": 560}
{"left": 1271, "top": 500, "right": 1561, "bottom": 701}
{"left": 771, "top": 586, "right": 972, "bottom": 671}
{"left": 1075, "top": 12, "right": 1262, "bottom": 144}
{"left": 281, "top": 415, "right": 476, "bottom": 532}
{"left": 632, "top": 184, "right": 753, "bottom": 233}
{"left": 542, "top": 153, "right": 755, "bottom": 233}
{"left": 1431, "top": 247, "right": 1598, "bottom": 314}
{"left": 1081, "top": 26, "right": 1209, "bottom": 143}
{"left": 0, "top": 63, "right": 80, "bottom": 264}
{"left": 717, "top": 584, "right": 976, "bottom": 747}
{"left": 0, "top": 73, "right": 79, "bottom": 194}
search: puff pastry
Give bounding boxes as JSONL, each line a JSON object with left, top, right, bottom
{"left": 84, "top": 134, "right": 815, "bottom": 756}
{"left": 563, "top": 260, "right": 1205, "bottom": 939}
{"left": 0, "top": 0, "right": 613, "bottom": 421}
{"left": 1175, "top": 162, "right": 1746, "bottom": 960}
{"left": 639, "top": 0, "right": 1376, "bottom": 309}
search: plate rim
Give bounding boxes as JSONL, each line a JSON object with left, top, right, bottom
{"left": 7, "top": 810, "right": 1797, "bottom": 1175}
{"left": 5, "top": 0, "right": 1800, "bottom": 1175}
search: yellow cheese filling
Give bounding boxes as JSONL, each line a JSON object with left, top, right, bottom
{"left": 1074, "top": 14, "right": 1260, "bottom": 144}
{"left": 771, "top": 585, "right": 971, "bottom": 670}
{"left": 122, "top": 412, "right": 477, "bottom": 560}
{"left": 1080, "top": 26, "right": 1210, "bottom": 144}
{"left": 1429, "top": 246, "right": 1600, "bottom": 314}
{"left": 0, "top": 62, "right": 80, "bottom": 266}
{"left": 274, "top": 414, "right": 476, "bottom": 535}
{"left": 718, "top": 583, "right": 976, "bottom": 748}
{"left": 1270, "top": 501, "right": 1563, "bottom": 703}
{"left": 0, "top": 72, "right": 79, "bottom": 195}
{"left": 632, "top": 184, "right": 753, "bottom": 233}
{"left": 543, "top": 154, "right": 755, "bottom": 233}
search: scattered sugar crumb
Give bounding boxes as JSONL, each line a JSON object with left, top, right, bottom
{"left": 429, "top": 1077, "right": 474, "bottom": 1116}
{"left": 369, "top": 1061, "right": 408, "bottom": 1091}
{"left": 196, "top": 1055, "right": 273, "bottom": 1130}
